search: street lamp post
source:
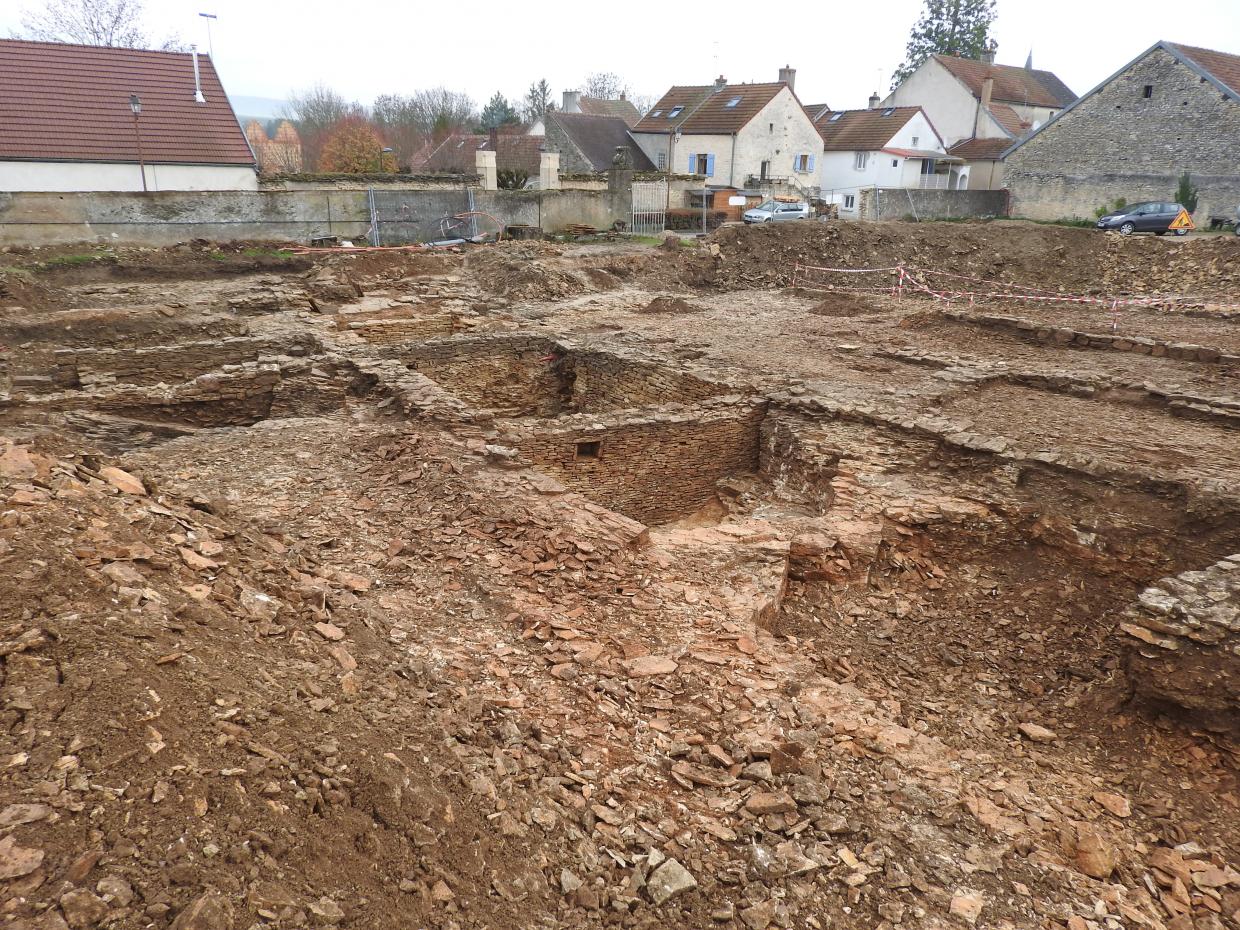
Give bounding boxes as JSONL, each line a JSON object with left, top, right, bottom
{"left": 129, "top": 94, "right": 148, "bottom": 193}
{"left": 376, "top": 146, "right": 393, "bottom": 173}
{"left": 198, "top": 13, "right": 217, "bottom": 59}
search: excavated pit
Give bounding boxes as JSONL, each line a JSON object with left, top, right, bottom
{"left": 3, "top": 227, "right": 1240, "bottom": 930}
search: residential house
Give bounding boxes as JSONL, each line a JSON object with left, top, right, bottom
{"left": 416, "top": 133, "right": 491, "bottom": 173}
{"left": 529, "top": 91, "right": 641, "bottom": 135}
{"left": 812, "top": 105, "right": 955, "bottom": 215}
{"left": 883, "top": 51, "right": 1075, "bottom": 189}
{"left": 630, "top": 67, "right": 822, "bottom": 194}
{"left": 544, "top": 112, "right": 655, "bottom": 173}
{"left": 0, "top": 38, "right": 257, "bottom": 192}
{"left": 245, "top": 119, "right": 303, "bottom": 175}
{"left": 1005, "top": 41, "right": 1240, "bottom": 222}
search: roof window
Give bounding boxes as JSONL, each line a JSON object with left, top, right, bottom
{"left": 829, "top": 112, "right": 844, "bottom": 122}
{"left": 882, "top": 107, "right": 896, "bottom": 116}
{"left": 651, "top": 109, "right": 663, "bottom": 117}
{"left": 668, "top": 106, "right": 683, "bottom": 117}
{"left": 725, "top": 96, "right": 742, "bottom": 107}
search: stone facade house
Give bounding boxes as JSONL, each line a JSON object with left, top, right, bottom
{"left": 543, "top": 112, "right": 654, "bottom": 173}
{"left": 630, "top": 68, "right": 822, "bottom": 193}
{"left": 0, "top": 39, "right": 256, "bottom": 192}
{"left": 812, "top": 106, "right": 954, "bottom": 215}
{"left": 884, "top": 52, "right": 1075, "bottom": 190}
{"left": 1004, "top": 41, "right": 1240, "bottom": 223}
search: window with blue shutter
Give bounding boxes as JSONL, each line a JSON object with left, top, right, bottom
{"left": 792, "top": 155, "right": 799, "bottom": 173}
{"left": 808, "top": 154, "right": 816, "bottom": 172}
{"left": 688, "top": 154, "right": 697, "bottom": 173}
{"left": 705, "top": 154, "right": 715, "bottom": 177}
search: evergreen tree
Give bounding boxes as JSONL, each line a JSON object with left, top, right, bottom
{"left": 523, "top": 79, "right": 552, "bottom": 123}
{"left": 1175, "top": 172, "right": 1199, "bottom": 213}
{"left": 478, "top": 92, "right": 520, "bottom": 131}
{"left": 892, "top": 0, "right": 998, "bottom": 88}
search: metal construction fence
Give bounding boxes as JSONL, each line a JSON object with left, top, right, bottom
{"left": 366, "top": 189, "right": 476, "bottom": 245}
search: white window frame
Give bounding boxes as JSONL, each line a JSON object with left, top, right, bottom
{"left": 843, "top": 194, "right": 856, "bottom": 209}
{"left": 853, "top": 151, "right": 869, "bottom": 171}
{"left": 795, "top": 153, "right": 809, "bottom": 172}
{"left": 657, "top": 152, "right": 666, "bottom": 171}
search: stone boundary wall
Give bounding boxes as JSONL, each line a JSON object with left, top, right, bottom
{"left": 1119, "top": 553, "right": 1239, "bottom": 728}
{"left": 509, "top": 401, "right": 767, "bottom": 524}
{"left": 858, "top": 188, "right": 1008, "bottom": 222}
{"left": 0, "top": 188, "right": 631, "bottom": 247}
{"left": 941, "top": 310, "right": 1239, "bottom": 364}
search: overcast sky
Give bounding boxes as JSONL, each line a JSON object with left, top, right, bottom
{"left": 4, "top": 0, "right": 1239, "bottom": 113}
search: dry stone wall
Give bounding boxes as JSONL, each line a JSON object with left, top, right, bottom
{"left": 510, "top": 402, "right": 766, "bottom": 524}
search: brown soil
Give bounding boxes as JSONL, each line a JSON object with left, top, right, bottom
{"left": 2, "top": 221, "right": 1237, "bottom": 930}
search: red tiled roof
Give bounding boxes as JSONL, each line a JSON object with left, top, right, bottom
{"left": 987, "top": 103, "right": 1028, "bottom": 135}
{"left": 680, "top": 82, "right": 788, "bottom": 133}
{"left": 491, "top": 133, "right": 544, "bottom": 174}
{"left": 814, "top": 106, "right": 921, "bottom": 150}
{"left": 576, "top": 96, "right": 641, "bottom": 126}
{"left": 947, "top": 137, "right": 1012, "bottom": 159}
{"left": 421, "top": 133, "right": 488, "bottom": 173}
{"left": 632, "top": 85, "right": 712, "bottom": 132}
{"left": 934, "top": 55, "right": 1076, "bottom": 108}
{"left": 633, "top": 82, "right": 794, "bottom": 134}
{"left": 1169, "top": 43, "right": 1240, "bottom": 97}
{"left": 0, "top": 38, "right": 254, "bottom": 165}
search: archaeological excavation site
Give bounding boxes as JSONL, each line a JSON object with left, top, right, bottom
{"left": 1, "top": 221, "right": 1238, "bottom": 930}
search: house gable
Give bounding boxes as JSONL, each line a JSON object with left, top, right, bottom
{"left": 1003, "top": 41, "right": 1240, "bottom": 220}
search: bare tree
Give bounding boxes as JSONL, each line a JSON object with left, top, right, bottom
{"left": 284, "top": 84, "right": 365, "bottom": 171}
{"left": 16, "top": 0, "right": 182, "bottom": 50}
{"left": 408, "top": 88, "right": 476, "bottom": 142}
{"left": 583, "top": 72, "right": 629, "bottom": 100}
{"left": 372, "top": 94, "right": 425, "bottom": 168}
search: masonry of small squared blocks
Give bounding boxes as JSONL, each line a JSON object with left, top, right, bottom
{"left": 386, "top": 334, "right": 732, "bottom": 419}
{"left": 508, "top": 401, "right": 768, "bottom": 524}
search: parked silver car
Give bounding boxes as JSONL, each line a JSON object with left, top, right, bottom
{"left": 743, "top": 200, "right": 810, "bottom": 223}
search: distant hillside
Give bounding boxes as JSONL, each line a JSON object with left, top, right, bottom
{"left": 230, "top": 95, "right": 288, "bottom": 119}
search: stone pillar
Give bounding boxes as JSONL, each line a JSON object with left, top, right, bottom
{"left": 540, "top": 152, "right": 561, "bottom": 190}
{"left": 475, "top": 150, "right": 497, "bottom": 191}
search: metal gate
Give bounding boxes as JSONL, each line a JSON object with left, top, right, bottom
{"left": 630, "top": 180, "right": 668, "bottom": 236}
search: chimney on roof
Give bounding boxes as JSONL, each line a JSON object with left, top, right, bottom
{"left": 562, "top": 90, "right": 581, "bottom": 113}
{"left": 778, "top": 65, "right": 796, "bottom": 90}
{"left": 868, "top": 91, "right": 881, "bottom": 109}
{"left": 980, "top": 76, "right": 994, "bottom": 112}
{"left": 620, "top": 91, "right": 627, "bottom": 101}
{"left": 191, "top": 46, "right": 206, "bottom": 103}
{"left": 714, "top": 75, "right": 727, "bottom": 92}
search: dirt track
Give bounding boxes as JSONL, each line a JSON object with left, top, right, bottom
{"left": 1, "top": 221, "right": 1238, "bottom": 930}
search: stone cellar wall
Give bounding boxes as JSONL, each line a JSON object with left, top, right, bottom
{"left": 512, "top": 403, "right": 766, "bottom": 524}
{"left": 568, "top": 351, "right": 727, "bottom": 413}
{"left": 397, "top": 335, "right": 567, "bottom": 417}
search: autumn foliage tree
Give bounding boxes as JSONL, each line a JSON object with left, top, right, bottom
{"left": 318, "top": 117, "right": 396, "bottom": 173}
